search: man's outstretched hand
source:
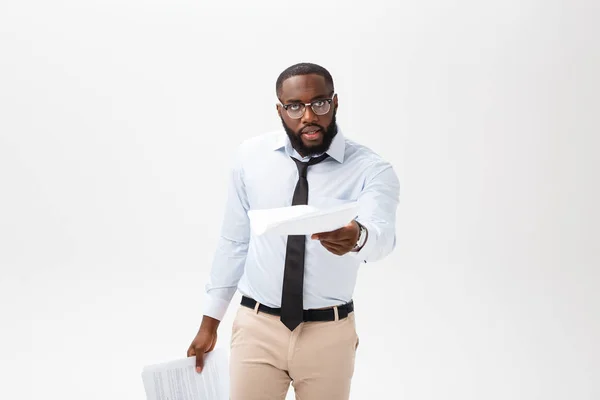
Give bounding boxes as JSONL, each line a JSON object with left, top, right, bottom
{"left": 311, "top": 220, "right": 360, "bottom": 256}
{"left": 187, "top": 316, "right": 220, "bottom": 373}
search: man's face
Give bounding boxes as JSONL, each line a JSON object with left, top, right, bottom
{"left": 277, "top": 74, "right": 338, "bottom": 157}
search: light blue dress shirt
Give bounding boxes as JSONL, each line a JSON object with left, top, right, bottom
{"left": 203, "top": 128, "right": 400, "bottom": 320}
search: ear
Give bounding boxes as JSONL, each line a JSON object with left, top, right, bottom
{"left": 333, "top": 93, "right": 339, "bottom": 110}
{"left": 276, "top": 103, "right": 282, "bottom": 118}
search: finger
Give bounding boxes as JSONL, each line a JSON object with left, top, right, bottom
{"left": 187, "top": 345, "right": 195, "bottom": 357}
{"left": 195, "top": 349, "right": 205, "bottom": 373}
{"left": 313, "top": 229, "right": 341, "bottom": 241}
{"left": 320, "top": 238, "right": 354, "bottom": 249}
{"left": 320, "top": 236, "right": 354, "bottom": 245}
{"left": 320, "top": 240, "right": 346, "bottom": 255}
{"left": 316, "top": 222, "right": 356, "bottom": 241}
{"left": 322, "top": 239, "right": 355, "bottom": 255}
{"left": 324, "top": 246, "right": 345, "bottom": 256}
{"left": 313, "top": 224, "right": 346, "bottom": 239}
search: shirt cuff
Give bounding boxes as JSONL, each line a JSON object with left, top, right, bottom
{"left": 349, "top": 220, "right": 378, "bottom": 263}
{"left": 202, "top": 293, "right": 232, "bottom": 321}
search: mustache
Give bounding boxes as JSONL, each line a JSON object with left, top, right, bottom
{"left": 279, "top": 110, "right": 337, "bottom": 157}
{"left": 299, "top": 124, "right": 325, "bottom": 134}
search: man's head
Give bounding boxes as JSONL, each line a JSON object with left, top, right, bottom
{"left": 276, "top": 63, "right": 338, "bottom": 157}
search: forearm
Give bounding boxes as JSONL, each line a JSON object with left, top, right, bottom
{"left": 203, "top": 236, "right": 248, "bottom": 321}
{"left": 350, "top": 165, "right": 400, "bottom": 263}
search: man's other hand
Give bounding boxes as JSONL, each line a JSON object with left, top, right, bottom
{"left": 311, "top": 220, "right": 360, "bottom": 256}
{"left": 187, "top": 316, "right": 220, "bottom": 373}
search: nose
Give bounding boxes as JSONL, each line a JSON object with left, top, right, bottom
{"left": 300, "top": 104, "right": 319, "bottom": 125}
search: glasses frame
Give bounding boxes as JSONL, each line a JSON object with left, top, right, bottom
{"left": 279, "top": 93, "right": 336, "bottom": 119}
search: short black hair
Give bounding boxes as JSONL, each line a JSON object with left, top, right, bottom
{"left": 276, "top": 62, "right": 334, "bottom": 99}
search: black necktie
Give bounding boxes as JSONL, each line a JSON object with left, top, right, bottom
{"left": 280, "top": 153, "right": 329, "bottom": 331}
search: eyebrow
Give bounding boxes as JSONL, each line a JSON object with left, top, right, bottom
{"left": 283, "top": 94, "right": 332, "bottom": 104}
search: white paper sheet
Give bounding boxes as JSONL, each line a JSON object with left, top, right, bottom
{"left": 141, "top": 348, "right": 229, "bottom": 400}
{"left": 248, "top": 201, "right": 359, "bottom": 236}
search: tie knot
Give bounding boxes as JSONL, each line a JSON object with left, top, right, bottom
{"left": 292, "top": 153, "right": 329, "bottom": 178}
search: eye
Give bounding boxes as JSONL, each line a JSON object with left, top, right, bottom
{"left": 313, "top": 100, "right": 326, "bottom": 107}
{"left": 288, "top": 103, "right": 302, "bottom": 111}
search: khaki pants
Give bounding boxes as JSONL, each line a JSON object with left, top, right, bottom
{"left": 229, "top": 304, "right": 359, "bottom": 400}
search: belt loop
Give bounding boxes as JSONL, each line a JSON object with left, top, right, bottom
{"left": 333, "top": 305, "right": 339, "bottom": 321}
{"left": 254, "top": 301, "right": 260, "bottom": 314}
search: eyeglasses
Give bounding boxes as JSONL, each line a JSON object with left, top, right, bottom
{"left": 279, "top": 94, "right": 335, "bottom": 119}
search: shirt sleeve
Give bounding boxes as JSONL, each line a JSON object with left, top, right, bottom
{"left": 349, "top": 163, "right": 400, "bottom": 263}
{"left": 202, "top": 146, "right": 250, "bottom": 321}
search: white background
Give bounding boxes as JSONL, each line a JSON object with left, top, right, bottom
{"left": 1, "top": 1, "right": 598, "bottom": 399}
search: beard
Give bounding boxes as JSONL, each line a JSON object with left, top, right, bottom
{"left": 280, "top": 112, "right": 338, "bottom": 157}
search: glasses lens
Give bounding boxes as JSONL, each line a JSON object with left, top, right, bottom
{"left": 286, "top": 103, "right": 305, "bottom": 119}
{"left": 311, "top": 100, "right": 331, "bottom": 116}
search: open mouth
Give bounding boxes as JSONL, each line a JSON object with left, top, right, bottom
{"left": 301, "top": 127, "right": 322, "bottom": 140}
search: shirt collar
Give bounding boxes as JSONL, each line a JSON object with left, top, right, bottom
{"left": 272, "top": 126, "right": 346, "bottom": 163}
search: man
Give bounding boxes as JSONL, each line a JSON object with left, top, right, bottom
{"left": 187, "top": 62, "right": 400, "bottom": 399}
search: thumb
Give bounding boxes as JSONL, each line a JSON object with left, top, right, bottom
{"left": 187, "top": 345, "right": 196, "bottom": 357}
